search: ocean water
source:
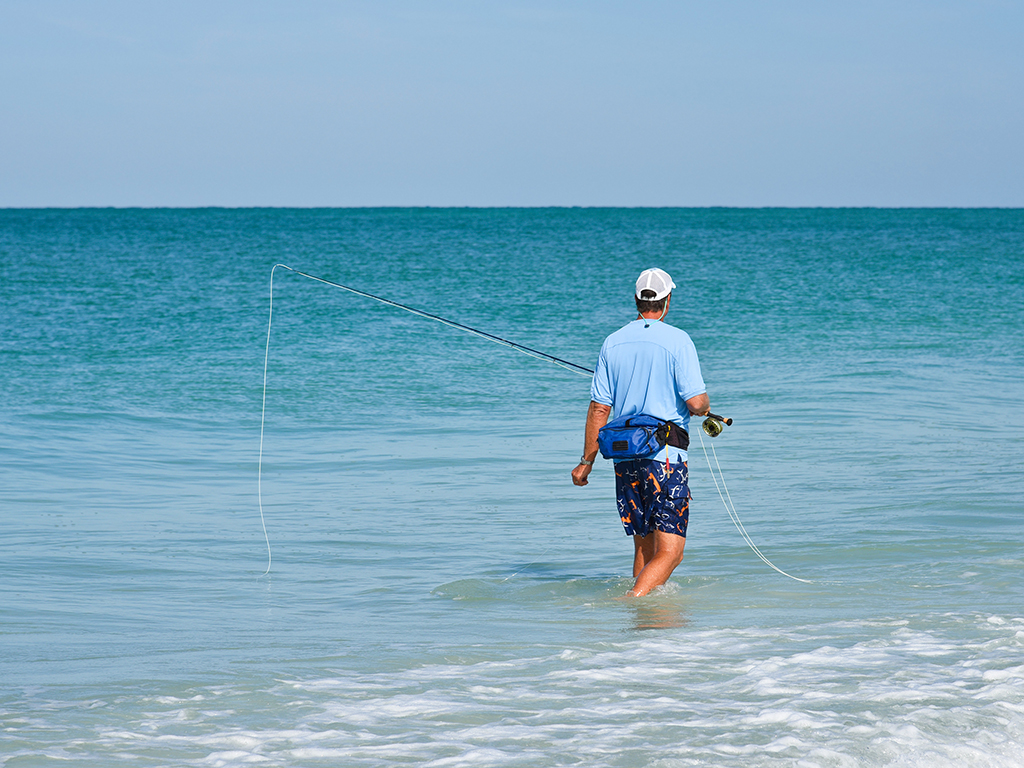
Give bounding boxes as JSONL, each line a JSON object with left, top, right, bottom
{"left": 1, "top": 208, "right": 1023, "bottom": 767}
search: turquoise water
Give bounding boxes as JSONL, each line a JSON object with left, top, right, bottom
{"left": 2, "top": 208, "right": 1023, "bottom": 766}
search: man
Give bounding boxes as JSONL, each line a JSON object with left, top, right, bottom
{"left": 571, "top": 268, "right": 710, "bottom": 597}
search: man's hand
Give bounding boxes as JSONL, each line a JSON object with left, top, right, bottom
{"left": 571, "top": 462, "right": 593, "bottom": 486}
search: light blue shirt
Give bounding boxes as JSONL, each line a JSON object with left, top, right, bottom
{"left": 591, "top": 318, "right": 706, "bottom": 462}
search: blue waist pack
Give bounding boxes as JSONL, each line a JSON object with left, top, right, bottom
{"left": 597, "top": 414, "right": 689, "bottom": 460}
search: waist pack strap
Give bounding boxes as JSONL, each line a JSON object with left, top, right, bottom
{"left": 658, "top": 421, "right": 690, "bottom": 451}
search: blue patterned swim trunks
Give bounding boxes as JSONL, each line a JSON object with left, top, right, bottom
{"left": 614, "top": 459, "right": 690, "bottom": 538}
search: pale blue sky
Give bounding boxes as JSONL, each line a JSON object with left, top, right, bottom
{"left": 2, "top": 1, "right": 1022, "bottom": 207}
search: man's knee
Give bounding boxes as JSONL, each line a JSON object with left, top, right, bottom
{"left": 656, "top": 532, "right": 686, "bottom": 566}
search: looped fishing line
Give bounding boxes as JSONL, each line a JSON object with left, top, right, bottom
{"left": 258, "top": 264, "right": 810, "bottom": 584}
{"left": 696, "top": 427, "right": 813, "bottom": 583}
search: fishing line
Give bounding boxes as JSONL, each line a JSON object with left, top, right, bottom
{"left": 258, "top": 263, "right": 588, "bottom": 576}
{"left": 258, "top": 264, "right": 808, "bottom": 584}
{"left": 696, "top": 425, "right": 813, "bottom": 584}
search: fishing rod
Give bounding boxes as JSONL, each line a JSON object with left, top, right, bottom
{"left": 269, "top": 264, "right": 593, "bottom": 376}
{"left": 258, "top": 265, "right": 808, "bottom": 583}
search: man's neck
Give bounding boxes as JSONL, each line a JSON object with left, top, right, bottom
{"left": 636, "top": 295, "right": 671, "bottom": 324}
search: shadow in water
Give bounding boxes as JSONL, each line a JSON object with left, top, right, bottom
{"left": 628, "top": 598, "right": 691, "bottom": 630}
{"left": 433, "top": 571, "right": 694, "bottom": 632}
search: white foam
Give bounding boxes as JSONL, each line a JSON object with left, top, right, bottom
{"left": 8, "top": 613, "right": 1024, "bottom": 767}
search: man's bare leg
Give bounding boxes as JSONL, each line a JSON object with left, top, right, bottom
{"left": 632, "top": 534, "right": 656, "bottom": 577}
{"left": 629, "top": 530, "right": 685, "bottom": 597}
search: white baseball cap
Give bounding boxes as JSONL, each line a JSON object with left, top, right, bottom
{"left": 635, "top": 268, "right": 676, "bottom": 300}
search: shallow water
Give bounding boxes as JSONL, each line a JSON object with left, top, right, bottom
{"left": 2, "top": 208, "right": 1023, "bottom": 766}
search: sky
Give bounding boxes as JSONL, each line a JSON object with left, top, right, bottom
{"left": 2, "top": 1, "right": 1022, "bottom": 207}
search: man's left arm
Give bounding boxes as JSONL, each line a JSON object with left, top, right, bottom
{"left": 571, "top": 400, "right": 611, "bottom": 486}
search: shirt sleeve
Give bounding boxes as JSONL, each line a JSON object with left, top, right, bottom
{"left": 590, "top": 343, "right": 614, "bottom": 406}
{"left": 675, "top": 335, "right": 706, "bottom": 402}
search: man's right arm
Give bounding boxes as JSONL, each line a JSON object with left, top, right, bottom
{"left": 686, "top": 392, "right": 710, "bottom": 417}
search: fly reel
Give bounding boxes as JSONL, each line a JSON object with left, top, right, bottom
{"left": 701, "top": 412, "right": 733, "bottom": 438}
